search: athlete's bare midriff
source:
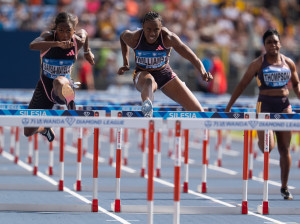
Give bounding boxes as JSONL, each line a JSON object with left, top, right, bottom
{"left": 259, "top": 88, "right": 289, "bottom": 97}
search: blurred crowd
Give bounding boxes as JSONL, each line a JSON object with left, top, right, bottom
{"left": 1, "top": 0, "right": 300, "bottom": 93}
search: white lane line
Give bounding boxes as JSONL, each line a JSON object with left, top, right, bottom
{"left": 252, "top": 176, "right": 295, "bottom": 189}
{"left": 65, "top": 145, "right": 106, "bottom": 163}
{"left": 148, "top": 175, "right": 285, "bottom": 224}
{"left": 2, "top": 151, "right": 131, "bottom": 224}
{"left": 208, "top": 164, "right": 238, "bottom": 175}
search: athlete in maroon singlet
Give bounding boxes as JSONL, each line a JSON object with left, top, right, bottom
{"left": 118, "top": 11, "right": 213, "bottom": 117}
{"left": 24, "top": 12, "right": 95, "bottom": 142}
{"left": 226, "top": 29, "right": 300, "bottom": 200}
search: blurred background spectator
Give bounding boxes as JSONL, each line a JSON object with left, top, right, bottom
{"left": 1, "top": 0, "right": 300, "bottom": 95}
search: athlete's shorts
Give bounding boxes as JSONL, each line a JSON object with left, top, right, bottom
{"left": 133, "top": 64, "right": 177, "bottom": 89}
{"left": 28, "top": 75, "right": 72, "bottom": 109}
{"left": 256, "top": 94, "right": 291, "bottom": 113}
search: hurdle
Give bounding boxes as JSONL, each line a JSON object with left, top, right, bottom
{"left": 0, "top": 113, "right": 161, "bottom": 212}
{"left": 257, "top": 112, "right": 300, "bottom": 215}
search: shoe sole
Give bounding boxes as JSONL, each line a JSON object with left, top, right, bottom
{"left": 62, "top": 84, "right": 75, "bottom": 109}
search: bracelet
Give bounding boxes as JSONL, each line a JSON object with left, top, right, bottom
{"left": 84, "top": 48, "right": 91, "bottom": 54}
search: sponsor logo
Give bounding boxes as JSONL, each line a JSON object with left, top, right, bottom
{"left": 126, "top": 112, "right": 133, "bottom": 117}
{"left": 65, "top": 117, "right": 76, "bottom": 126}
{"left": 22, "top": 118, "right": 30, "bottom": 125}
{"left": 83, "top": 112, "right": 90, "bottom": 117}
{"left": 233, "top": 113, "right": 240, "bottom": 119}
{"left": 248, "top": 120, "right": 258, "bottom": 128}
{"left": 274, "top": 114, "right": 281, "bottom": 119}
{"left": 204, "top": 120, "right": 212, "bottom": 128}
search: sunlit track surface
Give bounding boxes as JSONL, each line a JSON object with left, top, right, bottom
{"left": 0, "top": 124, "right": 299, "bottom": 224}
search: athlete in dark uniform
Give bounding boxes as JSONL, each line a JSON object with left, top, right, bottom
{"left": 24, "top": 12, "right": 95, "bottom": 142}
{"left": 225, "top": 29, "right": 300, "bottom": 200}
{"left": 118, "top": 11, "right": 212, "bottom": 117}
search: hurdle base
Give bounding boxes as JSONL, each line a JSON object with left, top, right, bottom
{"left": 112, "top": 204, "right": 241, "bottom": 214}
{"left": 196, "top": 186, "right": 299, "bottom": 195}
{"left": 80, "top": 185, "right": 173, "bottom": 193}
{"left": 0, "top": 203, "right": 91, "bottom": 212}
{"left": 257, "top": 205, "right": 300, "bottom": 215}
{"left": 0, "top": 184, "right": 58, "bottom": 191}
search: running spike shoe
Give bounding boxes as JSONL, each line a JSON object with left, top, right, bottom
{"left": 141, "top": 99, "right": 153, "bottom": 118}
{"left": 281, "top": 187, "right": 293, "bottom": 200}
{"left": 41, "top": 128, "right": 55, "bottom": 142}
{"left": 62, "top": 84, "right": 76, "bottom": 110}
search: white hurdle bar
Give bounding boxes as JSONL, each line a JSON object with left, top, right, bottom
{"left": 0, "top": 114, "right": 162, "bottom": 213}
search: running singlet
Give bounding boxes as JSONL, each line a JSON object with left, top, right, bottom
{"left": 134, "top": 30, "right": 171, "bottom": 70}
{"left": 256, "top": 54, "right": 291, "bottom": 90}
{"left": 41, "top": 34, "right": 77, "bottom": 80}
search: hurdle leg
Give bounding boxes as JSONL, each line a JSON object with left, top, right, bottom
{"left": 216, "top": 130, "right": 222, "bottom": 167}
{"left": 147, "top": 121, "right": 155, "bottom": 224}
{"left": 93, "top": 126, "right": 99, "bottom": 212}
{"left": 76, "top": 128, "right": 83, "bottom": 191}
{"left": 168, "top": 129, "right": 173, "bottom": 157}
{"left": 249, "top": 130, "right": 253, "bottom": 179}
{"left": 174, "top": 121, "right": 181, "bottom": 224}
{"left": 10, "top": 127, "right": 15, "bottom": 155}
{"left": 183, "top": 129, "right": 189, "bottom": 193}
{"left": 27, "top": 136, "right": 33, "bottom": 164}
{"left": 83, "top": 128, "right": 88, "bottom": 156}
{"left": 48, "top": 141, "right": 54, "bottom": 175}
{"left": 0, "top": 127, "right": 3, "bottom": 154}
{"left": 207, "top": 130, "right": 210, "bottom": 164}
{"left": 141, "top": 129, "right": 146, "bottom": 177}
{"left": 225, "top": 130, "right": 231, "bottom": 150}
{"left": 123, "top": 128, "right": 129, "bottom": 165}
{"left": 14, "top": 127, "right": 20, "bottom": 163}
{"left": 59, "top": 127, "right": 64, "bottom": 191}
{"left": 156, "top": 129, "right": 161, "bottom": 177}
{"left": 201, "top": 129, "right": 208, "bottom": 193}
{"left": 109, "top": 128, "right": 114, "bottom": 166}
{"left": 258, "top": 113, "right": 270, "bottom": 215}
{"left": 33, "top": 134, "right": 38, "bottom": 175}
{"left": 114, "top": 125, "right": 122, "bottom": 212}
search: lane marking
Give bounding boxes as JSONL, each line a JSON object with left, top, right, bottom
{"left": 2, "top": 151, "right": 131, "bottom": 224}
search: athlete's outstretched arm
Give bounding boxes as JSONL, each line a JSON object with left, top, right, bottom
{"left": 163, "top": 29, "right": 212, "bottom": 82}
{"left": 76, "top": 29, "right": 95, "bottom": 65}
{"left": 118, "top": 30, "right": 139, "bottom": 75}
{"left": 30, "top": 31, "right": 74, "bottom": 51}
{"left": 225, "top": 58, "right": 260, "bottom": 112}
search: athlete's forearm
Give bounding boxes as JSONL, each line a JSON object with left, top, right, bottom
{"left": 29, "top": 41, "right": 60, "bottom": 51}
{"left": 120, "top": 37, "right": 129, "bottom": 66}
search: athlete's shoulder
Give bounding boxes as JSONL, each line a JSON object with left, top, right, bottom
{"left": 281, "top": 54, "right": 295, "bottom": 67}
{"left": 121, "top": 29, "right": 142, "bottom": 48}
{"left": 40, "top": 30, "right": 54, "bottom": 41}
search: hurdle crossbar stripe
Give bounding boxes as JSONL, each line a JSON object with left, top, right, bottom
{"left": 0, "top": 115, "right": 163, "bottom": 129}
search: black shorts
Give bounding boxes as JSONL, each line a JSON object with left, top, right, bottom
{"left": 28, "top": 75, "right": 70, "bottom": 109}
{"left": 133, "top": 64, "right": 177, "bottom": 89}
{"left": 256, "top": 94, "right": 291, "bottom": 113}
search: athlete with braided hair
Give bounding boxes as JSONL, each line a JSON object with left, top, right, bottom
{"left": 24, "top": 12, "right": 95, "bottom": 142}
{"left": 118, "top": 11, "right": 212, "bottom": 117}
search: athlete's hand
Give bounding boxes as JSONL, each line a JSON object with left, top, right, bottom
{"left": 117, "top": 66, "right": 130, "bottom": 75}
{"left": 202, "top": 72, "right": 213, "bottom": 82}
{"left": 57, "top": 41, "right": 74, "bottom": 49}
{"left": 84, "top": 51, "right": 95, "bottom": 65}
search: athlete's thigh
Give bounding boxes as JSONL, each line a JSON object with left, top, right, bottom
{"left": 161, "top": 76, "right": 203, "bottom": 111}
{"left": 134, "top": 71, "right": 156, "bottom": 92}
